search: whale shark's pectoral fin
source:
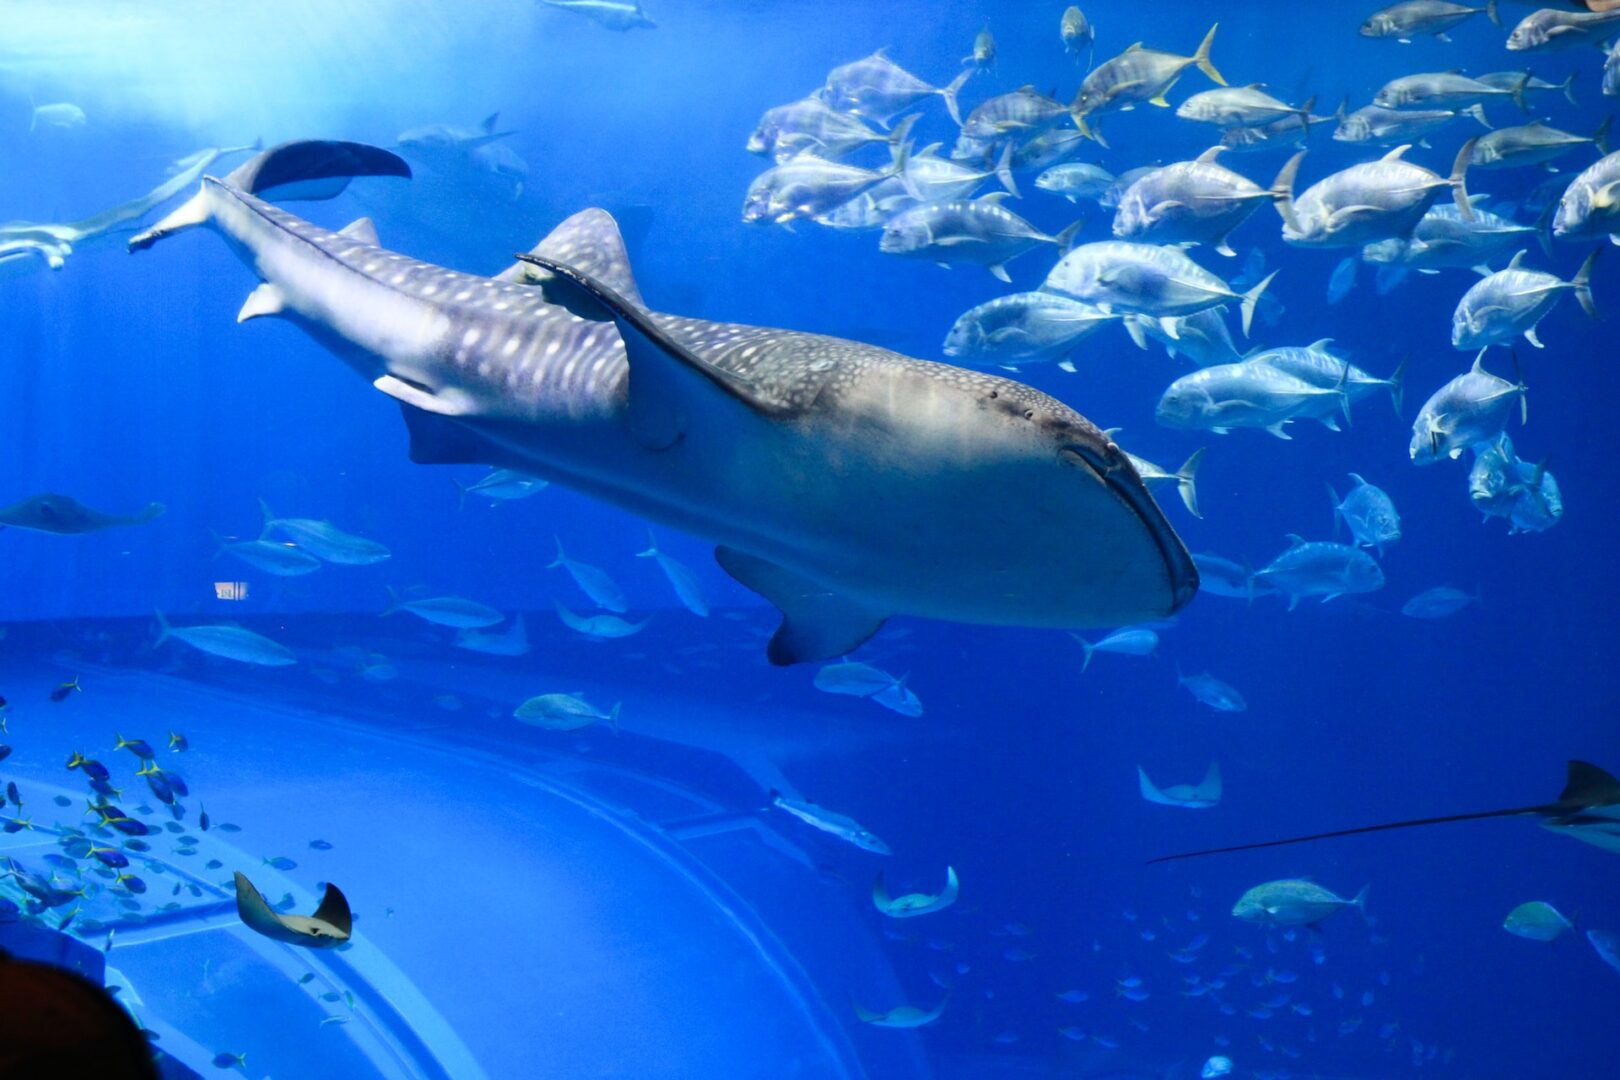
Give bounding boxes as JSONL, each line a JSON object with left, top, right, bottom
{"left": 395, "top": 403, "right": 493, "bottom": 465}
{"left": 515, "top": 252, "right": 782, "bottom": 452}
{"left": 716, "top": 546, "right": 888, "bottom": 665}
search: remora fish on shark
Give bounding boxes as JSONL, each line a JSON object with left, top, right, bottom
{"left": 129, "top": 141, "right": 1196, "bottom": 665}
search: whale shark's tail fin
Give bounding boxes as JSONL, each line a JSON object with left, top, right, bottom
{"left": 130, "top": 140, "right": 411, "bottom": 252}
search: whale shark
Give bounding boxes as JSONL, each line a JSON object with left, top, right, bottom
{"left": 1149, "top": 759, "right": 1620, "bottom": 863}
{"left": 233, "top": 871, "right": 352, "bottom": 948}
{"left": 130, "top": 140, "right": 1196, "bottom": 664}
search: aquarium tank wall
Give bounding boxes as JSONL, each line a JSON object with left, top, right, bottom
{"left": 1, "top": 1, "right": 1618, "bottom": 1078}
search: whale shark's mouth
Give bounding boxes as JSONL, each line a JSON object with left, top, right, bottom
{"left": 1060, "top": 441, "right": 1200, "bottom": 613}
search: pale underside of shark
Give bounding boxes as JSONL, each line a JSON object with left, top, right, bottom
{"left": 130, "top": 141, "right": 1196, "bottom": 664}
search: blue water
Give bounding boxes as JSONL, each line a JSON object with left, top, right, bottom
{"left": 2, "top": 1, "right": 1619, "bottom": 1077}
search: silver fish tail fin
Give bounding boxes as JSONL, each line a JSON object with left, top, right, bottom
{"left": 129, "top": 140, "right": 410, "bottom": 252}
{"left": 1386, "top": 354, "right": 1407, "bottom": 416}
{"left": 1054, "top": 218, "right": 1086, "bottom": 256}
{"left": 1350, "top": 884, "right": 1371, "bottom": 921}
{"left": 1595, "top": 114, "right": 1611, "bottom": 157}
{"left": 1511, "top": 71, "right": 1530, "bottom": 113}
{"left": 1561, "top": 72, "right": 1579, "bottom": 107}
{"left": 1326, "top": 483, "right": 1342, "bottom": 538}
{"left": 1271, "top": 151, "right": 1304, "bottom": 233}
{"left": 1174, "top": 447, "right": 1205, "bottom": 518}
{"left": 1461, "top": 103, "right": 1492, "bottom": 131}
{"left": 1332, "top": 355, "right": 1352, "bottom": 427}
{"left": 992, "top": 140, "right": 1019, "bottom": 198}
{"left": 940, "top": 69, "right": 972, "bottom": 127}
{"left": 1450, "top": 138, "right": 1478, "bottom": 222}
{"left": 1295, "top": 94, "right": 1317, "bottom": 126}
{"left": 1486, "top": 0, "right": 1499, "bottom": 27}
{"left": 1573, "top": 248, "right": 1600, "bottom": 319}
{"left": 1191, "top": 22, "right": 1224, "bottom": 86}
{"left": 152, "top": 609, "right": 173, "bottom": 648}
{"left": 1238, "top": 270, "right": 1278, "bottom": 338}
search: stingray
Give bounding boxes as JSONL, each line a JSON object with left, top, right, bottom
{"left": 1149, "top": 760, "right": 1620, "bottom": 864}
{"left": 234, "top": 872, "right": 352, "bottom": 948}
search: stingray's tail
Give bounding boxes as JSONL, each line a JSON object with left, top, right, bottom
{"left": 129, "top": 141, "right": 411, "bottom": 252}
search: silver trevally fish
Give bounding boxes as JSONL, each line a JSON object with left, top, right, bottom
{"left": 1507, "top": 6, "right": 1620, "bottom": 51}
{"left": 1362, "top": 198, "right": 1536, "bottom": 272}
{"left": 1043, "top": 241, "right": 1276, "bottom": 334}
{"left": 742, "top": 143, "right": 913, "bottom": 227}
{"left": 1333, "top": 103, "right": 1489, "bottom": 149}
{"left": 943, "top": 292, "right": 1118, "bottom": 368}
{"left": 963, "top": 25, "right": 995, "bottom": 71}
{"left": 550, "top": 537, "right": 627, "bottom": 612}
{"left": 772, "top": 791, "right": 890, "bottom": 854}
{"left": 536, "top": 0, "right": 655, "bottom": 31}
{"left": 212, "top": 531, "right": 322, "bottom": 576}
{"left": 1156, "top": 361, "right": 1347, "bottom": 440}
{"left": 1503, "top": 900, "right": 1573, "bottom": 941}
{"left": 1373, "top": 71, "right": 1525, "bottom": 109}
{"left": 1072, "top": 627, "right": 1158, "bottom": 671}
{"left": 1360, "top": 1, "right": 1498, "bottom": 43}
{"left": 154, "top": 610, "right": 296, "bottom": 666}
{"left": 900, "top": 143, "right": 1018, "bottom": 203}
{"left": 1451, "top": 249, "right": 1598, "bottom": 351}
{"left": 873, "top": 866, "right": 958, "bottom": 917}
{"left": 514, "top": 693, "right": 621, "bottom": 733}
{"left": 1035, "top": 162, "right": 1116, "bottom": 204}
{"left": 257, "top": 500, "right": 389, "bottom": 564}
{"left": 819, "top": 50, "right": 970, "bottom": 126}
{"left": 456, "top": 468, "right": 547, "bottom": 506}
{"left": 1011, "top": 127, "right": 1087, "bottom": 171}
{"left": 1220, "top": 109, "right": 1331, "bottom": 154}
{"left": 1410, "top": 354, "right": 1527, "bottom": 463}
{"left": 1552, "top": 149, "right": 1620, "bottom": 242}
{"left": 1402, "top": 585, "right": 1481, "bottom": 619}
{"left": 396, "top": 114, "right": 526, "bottom": 200}
{"left": 747, "top": 97, "right": 907, "bottom": 163}
{"left": 1176, "top": 86, "right": 1312, "bottom": 129}
{"left": 879, "top": 195, "right": 1080, "bottom": 282}
{"left": 1255, "top": 536, "right": 1385, "bottom": 609}
{"left": 1233, "top": 880, "right": 1368, "bottom": 927}
{"left": 1471, "top": 118, "right": 1610, "bottom": 170}
{"left": 636, "top": 530, "right": 708, "bottom": 616}
{"left": 1062, "top": 6, "right": 1095, "bottom": 66}
{"left": 455, "top": 614, "right": 530, "bottom": 656}
{"left": 1112, "top": 146, "right": 1286, "bottom": 256}
{"left": 132, "top": 141, "right": 1195, "bottom": 666}
{"left": 813, "top": 659, "right": 898, "bottom": 698}
{"left": 1139, "top": 762, "right": 1221, "bottom": 809}
{"left": 1178, "top": 670, "right": 1246, "bottom": 712}
{"left": 1122, "top": 308, "right": 1242, "bottom": 367}
{"left": 1274, "top": 142, "right": 1477, "bottom": 248}
{"left": 382, "top": 588, "right": 504, "bottom": 628}
{"left": 553, "top": 599, "right": 649, "bottom": 639}
{"left": 1328, "top": 474, "right": 1401, "bottom": 555}
{"left": 1468, "top": 433, "right": 1561, "bottom": 533}
{"left": 1192, "top": 553, "right": 1272, "bottom": 601}
{"left": 1479, "top": 69, "right": 1575, "bottom": 103}
{"left": 1071, "top": 24, "right": 1224, "bottom": 145}
{"left": 959, "top": 86, "right": 1067, "bottom": 141}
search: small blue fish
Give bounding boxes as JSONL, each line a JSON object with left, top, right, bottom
{"left": 309, "top": 839, "right": 334, "bottom": 851}
{"left": 117, "top": 874, "right": 148, "bottom": 894}
{"left": 211, "top": 1051, "right": 246, "bottom": 1070}
{"left": 0, "top": 744, "right": 10, "bottom": 762}
{"left": 263, "top": 856, "right": 298, "bottom": 872}
{"left": 52, "top": 795, "right": 71, "bottom": 807}
{"left": 199, "top": 805, "right": 212, "bottom": 831}
{"left": 50, "top": 677, "right": 82, "bottom": 703}
{"left": 6, "top": 781, "right": 21, "bottom": 806}
{"left": 1178, "top": 671, "right": 1247, "bottom": 712}
{"left": 114, "top": 734, "right": 155, "bottom": 760}
{"left": 168, "top": 731, "right": 189, "bottom": 752}
{"left": 1329, "top": 474, "right": 1401, "bottom": 556}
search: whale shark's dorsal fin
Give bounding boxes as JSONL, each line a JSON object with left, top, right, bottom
{"left": 500, "top": 209, "right": 645, "bottom": 307}
{"left": 1562, "top": 760, "right": 1620, "bottom": 806}
{"left": 513, "top": 251, "right": 778, "bottom": 450}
